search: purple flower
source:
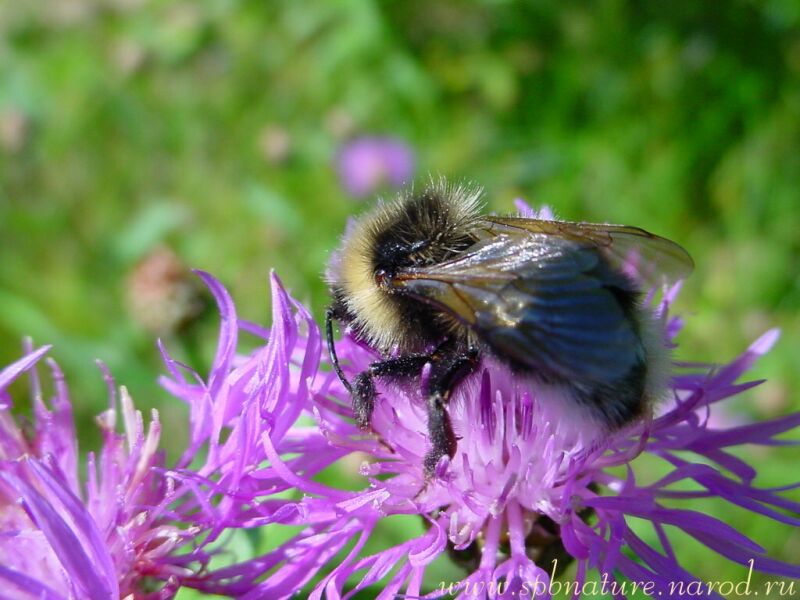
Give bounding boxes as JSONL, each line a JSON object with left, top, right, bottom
{"left": 3, "top": 242, "right": 797, "bottom": 598}
{"left": 0, "top": 349, "right": 191, "bottom": 599}
{"left": 0, "top": 272, "right": 328, "bottom": 598}
{"left": 336, "top": 136, "right": 415, "bottom": 198}
{"left": 157, "top": 258, "right": 798, "bottom": 597}
{"left": 0, "top": 270, "right": 346, "bottom": 599}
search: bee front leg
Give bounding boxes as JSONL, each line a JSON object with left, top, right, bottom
{"left": 423, "top": 346, "right": 480, "bottom": 475}
{"left": 352, "top": 354, "right": 432, "bottom": 430}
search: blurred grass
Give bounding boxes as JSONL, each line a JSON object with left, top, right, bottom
{"left": 1, "top": 1, "right": 798, "bottom": 596}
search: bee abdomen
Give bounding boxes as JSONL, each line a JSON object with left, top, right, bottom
{"left": 573, "top": 359, "right": 649, "bottom": 427}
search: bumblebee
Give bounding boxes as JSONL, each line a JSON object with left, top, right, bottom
{"left": 326, "top": 180, "right": 693, "bottom": 473}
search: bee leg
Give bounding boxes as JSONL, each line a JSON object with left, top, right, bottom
{"left": 423, "top": 346, "right": 480, "bottom": 475}
{"left": 325, "top": 306, "right": 352, "bottom": 395}
{"left": 327, "top": 304, "right": 435, "bottom": 429}
{"left": 352, "top": 354, "right": 433, "bottom": 430}
{"left": 351, "top": 371, "right": 376, "bottom": 430}
{"left": 326, "top": 305, "right": 376, "bottom": 429}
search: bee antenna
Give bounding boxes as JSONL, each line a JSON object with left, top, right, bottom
{"left": 326, "top": 306, "right": 353, "bottom": 394}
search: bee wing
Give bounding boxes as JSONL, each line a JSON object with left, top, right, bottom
{"left": 479, "top": 216, "right": 694, "bottom": 290}
{"left": 391, "top": 234, "right": 643, "bottom": 383}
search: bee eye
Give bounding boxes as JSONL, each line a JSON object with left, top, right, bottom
{"left": 375, "top": 269, "right": 390, "bottom": 288}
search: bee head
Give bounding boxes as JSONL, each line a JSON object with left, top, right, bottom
{"left": 372, "top": 239, "right": 431, "bottom": 288}
{"left": 327, "top": 179, "right": 482, "bottom": 350}
{"left": 371, "top": 188, "right": 478, "bottom": 271}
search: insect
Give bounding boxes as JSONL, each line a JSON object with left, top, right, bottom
{"left": 326, "top": 179, "right": 693, "bottom": 473}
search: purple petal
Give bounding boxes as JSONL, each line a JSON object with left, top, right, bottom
{"left": 0, "top": 461, "right": 118, "bottom": 600}
{"left": 0, "top": 345, "right": 51, "bottom": 393}
{"left": 193, "top": 270, "right": 238, "bottom": 400}
{"left": 0, "top": 565, "right": 65, "bottom": 600}
{"left": 27, "top": 458, "right": 118, "bottom": 590}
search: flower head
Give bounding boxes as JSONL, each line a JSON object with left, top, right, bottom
{"left": 336, "top": 136, "right": 415, "bottom": 198}
{"left": 154, "top": 264, "right": 800, "bottom": 598}
{"left": 3, "top": 251, "right": 797, "bottom": 599}
{"left": 0, "top": 272, "right": 322, "bottom": 598}
{"left": 0, "top": 272, "right": 344, "bottom": 599}
{"left": 0, "top": 347, "right": 195, "bottom": 598}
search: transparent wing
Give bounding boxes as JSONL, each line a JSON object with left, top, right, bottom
{"left": 478, "top": 216, "right": 694, "bottom": 290}
{"left": 391, "top": 234, "right": 643, "bottom": 383}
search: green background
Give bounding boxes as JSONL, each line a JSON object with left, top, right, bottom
{"left": 1, "top": 1, "right": 798, "bottom": 597}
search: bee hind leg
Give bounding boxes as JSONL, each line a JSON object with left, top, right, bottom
{"left": 423, "top": 346, "right": 480, "bottom": 475}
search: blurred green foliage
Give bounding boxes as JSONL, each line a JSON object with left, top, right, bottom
{"left": 1, "top": 1, "right": 798, "bottom": 596}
